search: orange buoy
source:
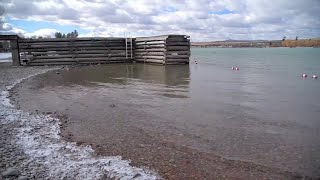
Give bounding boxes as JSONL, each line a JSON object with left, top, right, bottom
{"left": 302, "top": 74, "right": 307, "bottom": 78}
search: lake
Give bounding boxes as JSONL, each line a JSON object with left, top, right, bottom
{"left": 12, "top": 47, "right": 320, "bottom": 178}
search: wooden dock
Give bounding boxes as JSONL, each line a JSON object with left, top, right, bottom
{"left": 0, "top": 34, "right": 190, "bottom": 66}
{"left": 135, "top": 35, "right": 190, "bottom": 64}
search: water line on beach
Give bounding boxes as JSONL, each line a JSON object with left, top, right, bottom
{"left": 0, "top": 68, "right": 160, "bottom": 180}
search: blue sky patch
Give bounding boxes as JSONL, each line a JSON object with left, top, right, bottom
{"left": 163, "top": 6, "right": 178, "bottom": 12}
{"left": 7, "top": 17, "right": 89, "bottom": 34}
{"left": 209, "top": 9, "right": 234, "bottom": 15}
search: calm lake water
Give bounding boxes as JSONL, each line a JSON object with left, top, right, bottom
{"left": 14, "top": 48, "right": 320, "bottom": 177}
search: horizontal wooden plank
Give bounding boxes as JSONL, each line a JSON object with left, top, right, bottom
{"left": 19, "top": 44, "right": 128, "bottom": 49}
{"left": 166, "top": 42, "right": 190, "bottom": 46}
{"left": 27, "top": 62, "right": 76, "bottom": 66}
{"left": 134, "top": 52, "right": 165, "bottom": 56}
{"left": 30, "top": 57, "right": 133, "bottom": 62}
{"left": 19, "top": 40, "right": 132, "bottom": 45}
{"left": 0, "top": 35, "right": 19, "bottom": 40}
{"left": 166, "top": 46, "right": 190, "bottom": 50}
{"left": 29, "top": 50, "right": 131, "bottom": 55}
{"left": 166, "top": 58, "right": 190, "bottom": 62}
{"left": 166, "top": 51, "right": 190, "bottom": 55}
{"left": 135, "top": 41, "right": 165, "bottom": 45}
{"left": 166, "top": 55, "right": 190, "bottom": 59}
{"left": 18, "top": 37, "right": 129, "bottom": 43}
{"left": 135, "top": 36, "right": 169, "bottom": 42}
{"left": 134, "top": 55, "right": 165, "bottom": 60}
{"left": 19, "top": 46, "right": 129, "bottom": 51}
{"left": 135, "top": 44, "right": 166, "bottom": 49}
{"left": 134, "top": 48, "right": 166, "bottom": 52}
{"left": 135, "top": 35, "right": 187, "bottom": 42}
{"left": 30, "top": 54, "right": 129, "bottom": 60}
{"left": 135, "top": 59, "right": 164, "bottom": 63}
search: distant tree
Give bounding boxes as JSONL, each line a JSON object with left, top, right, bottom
{"left": 296, "top": 36, "right": 298, "bottom": 40}
{"left": 38, "top": 36, "right": 43, "bottom": 39}
{"left": 73, "top": 30, "right": 78, "bottom": 38}
{"left": 54, "top": 30, "right": 78, "bottom": 38}
{"left": 30, "top": 35, "right": 37, "bottom": 39}
{"left": 282, "top": 36, "right": 286, "bottom": 41}
{"left": 55, "top": 32, "right": 63, "bottom": 38}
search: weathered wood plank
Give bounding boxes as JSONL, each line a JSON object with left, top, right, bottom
{"left": 10, "top": 40, "right": 20, "bottom": 66}
{"left": 31, "top": 54, "right": 129, "bottom": 59}
{"left": 135, "top": 41, "right": 166, "bottom": 45}
{"left": 166, "top": 46, "right": 190, "bottom": 50}
{"left": 18, "top": 37, "right": 128, "bottom": 43}
{"left": 134, "top": 55, "right": 165, "bottom": 60}
{"left": 30, "top": 57, "right": 133, "bottom": 62}
{"left": 29, "top": 49, "right": 131, "bottom": 55}
{"left": 134, "top": 48, "right": 166, "bottom": 52}
{"left": 134, "top": 52, "right": 165, "bottom": 56}
{"left": 166, "top": 42, "right": 190, "bottom": 46}
{"left": 166, "top": 58, "right": 189, "bottom": 62}
{"left": 166, "top": 51, "right": 190, "bottom": 55}
{"left": 166, "top": 55, "right": 190, "bottom": 59}
{"left": 19, "top": 46, "right": 129, "bottom": 51}
{"left": 135, "top": 59, "right": 164, "bottom": 63}
{"left": 135, "top": 44, "right": 166, "bottom": 49}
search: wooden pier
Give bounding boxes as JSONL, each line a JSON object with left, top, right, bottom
{"left": 135, "top": 35, "right": 190, "bottom": 64}
{"left": 0, "top": 34, "right": 190, "bottom": 66}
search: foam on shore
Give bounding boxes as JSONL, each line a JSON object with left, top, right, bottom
{"left": 0, "top": 69, "right": 160, "bottom": 180}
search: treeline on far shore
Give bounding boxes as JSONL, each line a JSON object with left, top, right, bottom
{"left": 282, "top": 39, "right": 320, "bottom": 47}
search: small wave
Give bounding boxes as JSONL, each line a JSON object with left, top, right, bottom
{"left": 0, "top": 69, "right": 160, "bottom": 180}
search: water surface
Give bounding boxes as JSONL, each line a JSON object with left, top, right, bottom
{"left": 13, "top": 48, "right": 320, "bottom": 178}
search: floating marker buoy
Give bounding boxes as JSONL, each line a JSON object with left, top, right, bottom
{"left": 236, "top": 67, "right": 239, "bottom": 71}
{"left": 195, "top": 60, "right": 198, "bottom": 64}
{"left": 232, "top": 67, "right": 235, "bottom": 70}
{"left": 312, "top": 75, "right": 318, "bottom": 79}
{"left": 302, "top": 74, "right": 307, "bottom": 78}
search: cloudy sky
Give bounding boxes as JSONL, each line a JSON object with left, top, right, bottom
{"left": 0, "top": 0, "right": 320, "bottom": 41}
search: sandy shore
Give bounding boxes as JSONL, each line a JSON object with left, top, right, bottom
{"left": 3, "top": 63, "right": 315, "bottom": 180}
{"left": 0, "top": 62, "right": 56, "bottom": 179}
{"left": 0, "top": 63, "right": 159, "bottom": 180}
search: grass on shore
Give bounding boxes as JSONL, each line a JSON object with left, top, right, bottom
{"left": 282, "top": 39, "right": 320, "bottom": 47}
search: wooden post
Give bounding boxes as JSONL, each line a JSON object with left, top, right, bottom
{"left": 10, "top": 39, "right": 20, "bottom": 66}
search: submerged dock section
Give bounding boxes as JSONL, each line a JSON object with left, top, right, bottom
{"left": 135, "top": 35, "right": 190, "bottom": 64}
{"left": 1, "top": 34, "right": 190, "bottom": 66}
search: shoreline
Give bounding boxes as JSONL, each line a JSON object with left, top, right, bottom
{"left": 6, "top": 64, "right": 314, "bottom": 179}
{"left": 0, "top": 63, "right": 159, "bottom": 180}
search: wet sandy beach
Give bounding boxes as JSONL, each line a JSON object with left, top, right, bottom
{"left": 10, "top": 62, "right": 320, "bottom": 179}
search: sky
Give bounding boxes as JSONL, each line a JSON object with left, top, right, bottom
{"left": 0, "top": 0, "right": 320, "bottom": 41}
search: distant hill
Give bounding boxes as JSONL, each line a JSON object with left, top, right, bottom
{"left": 192, "top": 39, "right": 320, "bottom": 48}
{"left": 281, "top": 39, "right": 320, "bottom": 47}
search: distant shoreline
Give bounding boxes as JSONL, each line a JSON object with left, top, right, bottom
{"left": 191, "top": 39, "right": 320, "bottom": 48}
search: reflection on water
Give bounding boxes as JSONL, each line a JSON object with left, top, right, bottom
{"left": 57, "top": 64, "right": 190, "bottom": 98}
{"left": 13, "top": 48, "right": 320, "bottom": 178}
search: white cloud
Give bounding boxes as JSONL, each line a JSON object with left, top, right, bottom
{"left": 24, "top": 28, "right": 58, "bottom": 38}
{"left": 1, "top": 0, "right": 320, "bottom": 41}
